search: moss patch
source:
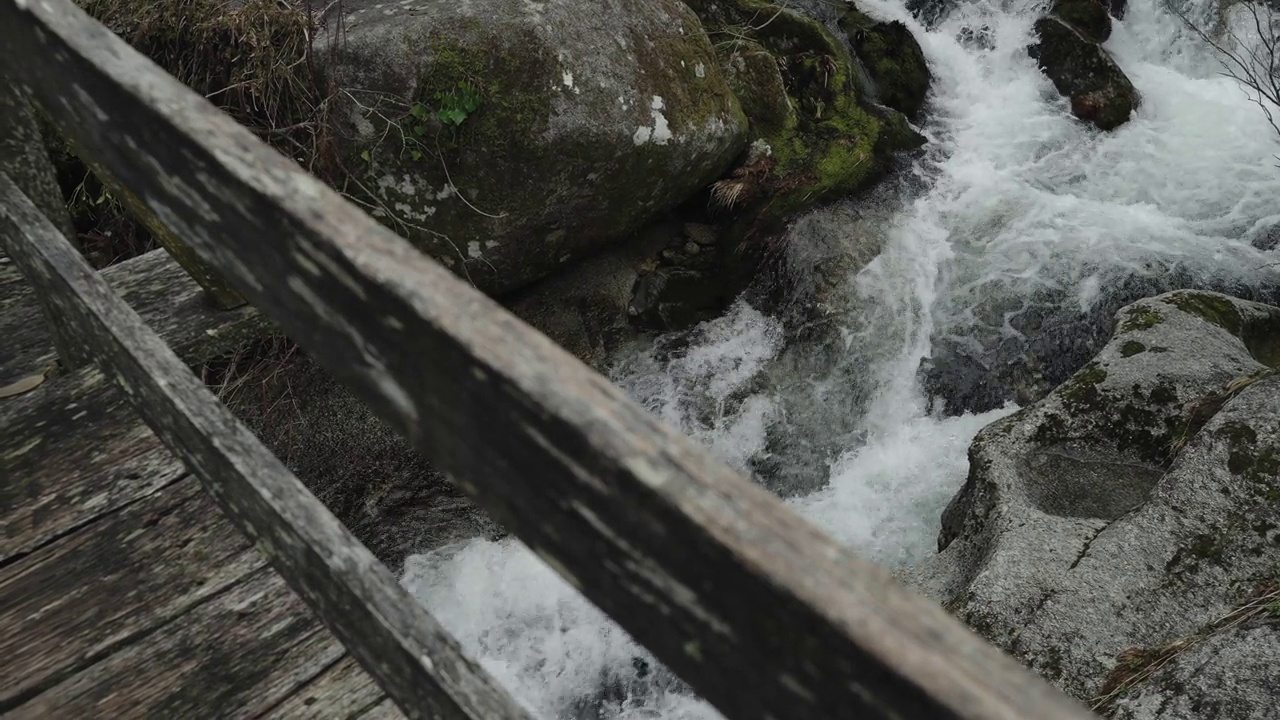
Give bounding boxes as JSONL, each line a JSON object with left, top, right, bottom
{"left": 1216, "top": 421, "right": 1280, "bottom": 494}
{"left": 692, "top": 0, "right": 892, "bottom": 228}
{"left": 1166, "top": 291, "right": 1244, "bottom": 336}
{"left": 838, "top": 9, "right": 932, "bottom": 117}
{"left": 1119, "top": 305, "right": 1164, "bottom": 333}
{"left": 1060, "top": 362, "right": 1108, "bottom": 409}
{"left": 1120, "top": 340, "right": 1146, "bottom": 357}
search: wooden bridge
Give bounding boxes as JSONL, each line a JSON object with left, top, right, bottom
{"left": 0, "top": 1, "right": 1098, "bottom": 718}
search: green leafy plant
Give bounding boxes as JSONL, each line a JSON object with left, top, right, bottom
{"left": 434, "top": 80, "right": 483, "bottom": 126}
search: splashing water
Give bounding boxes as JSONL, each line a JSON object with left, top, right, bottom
{"left": 401, "top": 0, "right": 1280, "bottom": 716}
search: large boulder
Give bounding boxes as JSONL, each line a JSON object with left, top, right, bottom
{"left": 911, "top": 290, "right": 1280, "bottom": 716}
{"left": 1029, "top": 14, "right": 1138, "bottom": 130}
{"left": 323, "top": 0, "right": 749, "bottom": 295}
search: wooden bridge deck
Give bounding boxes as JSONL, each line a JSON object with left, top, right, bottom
{"left": 0, "top": 250, "right": 405, "bottom": 718}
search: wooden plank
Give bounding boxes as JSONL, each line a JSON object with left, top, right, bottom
{"left": 356, "top": 699, "right": 408, "bottom": 720}
{"left": 0, "top": 366, "right": 185, "bottom": 562}
{"left": 7, "top": 567, "right": 344, "bottom": 719}
{"left": 0, "top": 250, "right": 54, "bottom": 385}
{"left": 0, "top": 174, "right": 530, "bottom": 720}
{"left": 262, "top": 655, "right": 398, "bottom": 719}
{"left": 2, "top": 248, "right": 272, "bottom": 561}
{"left": 0, "top": 2, "right": 1097, "bottom": 719}
{"left": 0, "top": 73, "right": 82, "bottom": 365}
{"left": 0, "top": 475, "right": 266, "bottom": 707}
{"left": 107, "top": 247, "right": 272, "bottom": 363}
{"left": 0, "top": 246, "right": 272, "bottom": 385}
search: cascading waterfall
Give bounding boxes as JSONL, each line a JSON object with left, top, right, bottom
{"left": 400, "top": 0, "right": 1280, "bottom": 716}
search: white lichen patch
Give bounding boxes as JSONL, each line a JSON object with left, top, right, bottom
{"left": 467, "top": 241, "right": 482, "bottom": 259}
{"left": 562, "top": 70, "right": 574, "bottom": 89}
{"left": 695, "top": 62, "right": 706, "bottom": 79}
{"left": 633, "top": 95, "right": 673, "bottom": 146}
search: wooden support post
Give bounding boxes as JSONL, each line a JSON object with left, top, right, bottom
{"left": 83, "top": 157, "right": 252, "bottom": 311}
{"left": 0, "top": 69, "right": 87, "bottom": 368}
{"left": 0, "top": 71, "right": 247, "bottom": 312}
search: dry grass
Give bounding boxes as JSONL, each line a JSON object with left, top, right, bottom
{"left": 55, "top": 0, "right": 347, "bottom": 268}
{"left": 78, "top": 0, "right": 337, "bottom": 169}
{"left": 199, "top": 333, "right": 303, "bottom": 415}
{"left": 1167, "top": 367, "right": 1277, "bottom": 457}
{"left": 1092, "top": 580, "right": 1280, "bottom": 713}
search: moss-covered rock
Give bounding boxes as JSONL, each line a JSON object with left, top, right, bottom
{"left": 616, "top": 0, "right": 927, "bottom": 332}
{"left": 1029, "top": 17, "right": 1138, "bottom": 130}
{"left": 911, "top": 290, "right": 1280, "bottom": 709}
{"left": 720, "top": 42, "right": 796, "bottom": 137}
{"left": 838, "top": 8, "right": 933, "bottom": 118}
{"left": 322, "top": 0, "right": 748, "bottom": 295}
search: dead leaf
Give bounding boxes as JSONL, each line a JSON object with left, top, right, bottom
{"left": 0, "top": 370, "right": 49, "bottom": 399}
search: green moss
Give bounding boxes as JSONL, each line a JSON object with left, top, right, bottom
{"left": 1060, "top": 362, "right": 1108, "bottom": 409}
{"left": 838, "top": 10, "right": 931, "bottom": 117}
{"left": 1120, "top": 340, "right": 1147, "bottom": 357}
{"left": 689, "top": 0, "right": 901, "bottom": 232}
{"left": 1120, "top": 305, "right": 1164, "bottom": 333}
{"left": 720, "top": 43, "right": 795, "bottom": 136}
{"left": 414, "top": 31, "right": 555, "bottom": 156}
{"left": 1167, "top": 292, "right": 1244, "bottom": 336}
{"left": 1214, "top": 421, "right": 1280, "bottom": 495}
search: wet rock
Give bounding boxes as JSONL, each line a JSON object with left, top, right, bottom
{"left": 839, "top": 8, "right": 933, "bottom": 118}
{"left": 689, "top": 0, "right": 923, "bottom": 226}
{"left": 508, "top": 222, "right": 675, "bottom": 371}
{"left": 920, "top": 274, "right": 1280, "bottom": 416}
{"left": 720, "top": 41, "right": 796, "bottom": 136}
{"left": 1029, "top": 16, "right": 1139, "bottom": 130}
{"left": 957, "top": 23, "right": 997, "bottom": 51}
{"left": 628, "top": 224, "right": 734, "bottom": 331}
{"left": 1050, "top": 0, "right": 1112, "bottom": 44}
{"left": 906, "top": 0, "right": 955, "bottom": 27}
{"left": 323, "top": 0, "right": 748, "bottom": 295}
{"left": 910, "top": 290, "right": 1280, "bottom": 713}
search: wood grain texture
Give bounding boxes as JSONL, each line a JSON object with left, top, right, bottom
{"left": 0, "top": 1, "right": 1097, "bottom": 718}
{"left": 0, "top": 365, "right": 185, "bottom": 562}
{"left": 8, "top": 566, "right": 342, "bottom": 719}
{"left": 0, "top": 246, "right": 272, "bottom": 385}
{"left": 355, "top": 699, "right": 409, "bottom": 720}
{"left": 0, "top": 173, "right": 530, "bottom": 720}
{"left": 0, "top": 476, "right": 265, "bottom": 707}
{"left": 262, "top": 655, "right": 398, "bottom": 719}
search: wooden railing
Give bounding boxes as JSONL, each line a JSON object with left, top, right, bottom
{"left": 0, "top": 1, "right": 1098, "bottom": 718}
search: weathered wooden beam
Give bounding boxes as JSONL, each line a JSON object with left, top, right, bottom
{"left": 0, "top": 71, "right": 84, "bottom": 367}
{"left": 0, "top": 42, "right": 245, "bottom": 310}
{"left": 0, "top": 174, "right": 532, "bottom": 720}
{"left": 1, "top": 246, "right": 272, "bottom": 386}
{"left": 0, "top": 2, "right": 1098, "bottom": 718}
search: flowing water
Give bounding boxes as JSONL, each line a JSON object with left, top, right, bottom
{"left": 400, "top": 0, "right": 1280, "bottom": 716}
